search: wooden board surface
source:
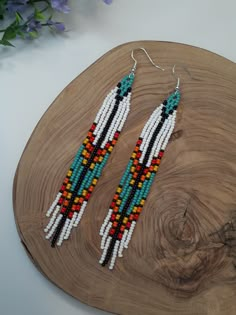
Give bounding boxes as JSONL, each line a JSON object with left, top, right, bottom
{"left": 13, "top": 41, "right": 236, "bottom": 315}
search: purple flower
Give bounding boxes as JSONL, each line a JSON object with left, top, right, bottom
{"left": 47, "top": 20, "right": 65, "bottom": 32}
{"left": 6, "top": 0, "right": 28, "bottom": 13}
{"left": 103, "top": 0, "right": 112, "bottom": 4}
{"left": 26, "top": 19, "right": 42, "bottom": 33}
{"left": 51, "top": 0, "right": 70, "bottom": 13}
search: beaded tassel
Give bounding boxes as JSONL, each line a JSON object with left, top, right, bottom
{"left": 44, "top": 73, "right": 135, "bottom": 247}
{"left": 99, "top": 90, "right": 181, "bottom": 269}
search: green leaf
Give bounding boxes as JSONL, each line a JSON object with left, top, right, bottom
{"left": 29, "top": 31, "right": 38, "bottom": 38}
{"left": 2, "top": 27, "right": 17, "bottom": 41}
{"left": 17, "top": 30, "right": 25, "bottom": 39}
{"left": 34, "top": 9, "right": 45, "bottom": 21}
{"left": 15, "top": 12, "right": 23, "bottom": 23}
{"left": 0, "top": 39, "right": 15, "bottom": 47}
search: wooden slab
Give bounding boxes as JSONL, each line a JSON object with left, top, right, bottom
{"left": 13, "top": 41, "right": 236, "bottom": 315}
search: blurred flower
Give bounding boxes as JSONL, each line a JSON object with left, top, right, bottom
{"left": 6, "top": 0, "right": 28, "bottom": 13}
{"left": 26, "top": 19, "right": 42, "bottom": 33}
{"left": 51, "top": 0, "right": 70, "bottom": 13}
{"left": 1, "top": 0, "right": 113, "bottom": 47}
{"left": 47, "top": 20, "right": 65, "bottom": 32}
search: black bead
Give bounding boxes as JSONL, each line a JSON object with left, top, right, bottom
{"left": 163, "top": 100, "right": 167, "bottom": 105}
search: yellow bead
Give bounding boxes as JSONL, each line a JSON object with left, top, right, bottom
{"left": 133, "top": 206, "right": 137, "bottom": 213}
{"left": 82, "top": 159, "right": 88, "bottom": 165}
{"left": 116, "top": 199, "right": 121, "bottom": 205}
{"left": 130, "top": 179, "right": 135, "bottom": 185}
{"left": 140, "top": 199, "right": 145, "bottom": 206}
{"left": 98, "top": 156, "right": 103, "bottom": 162}
{"left": 131, "top": 166, "right": 135, "bottom": 173}
{"left": 82, "top": 149, "right": 87, "bottom": 156}
{"left": 67, "top": 170, "right": 72, "bottom": 176}
{"left": 154, "top": 165, "right": 158, "bottom": 172}
{"left": 146, "top": 172, "right": 151, "bottom": 179}
{"left": 74, "top": 197, "right": 79, "bottom": 203}
{"left": 83, "top": 138, "right": 89, "bottom": 144}
{"left": 117, "top": 187, "right": 122, "bottom": 193}
{"left": 108, "top": 146, "right": 113, "bottom": 152}
{"left": 92, "top": 179, "right": 97, "bottom": 185}
{"left": 138, "top": 182, "right": 142, "bottom": 188}
{"left": 67, "top": 193, "right": 72, "bottom": 199}
{"left": 116, "top": 214, "right": 120, "bottom": 220}
{"left": 123, "top": 217, "right": 128, "bottom": 224}
{"left": 66, "top": 184, "right": 71, "bottom": 189}
{"left": 90, "top": 163, "right": 95, "bottom": 170}
{"left": 82, "top": 190, "right": 87, "bottom": 197}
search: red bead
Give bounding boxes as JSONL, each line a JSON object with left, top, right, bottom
{"left": 159, "top": 151, "right": 164, "bottom": 158}
{"left": 126, "top": 221, "right": 131, "bottom": 228}
{"left": 118, "top": 233, "right": 123, "bottom": 240}
{"left": 60, "top": 207, "right": 66, "bottom": 214}
{"left": 68, "top": 212, "right": 73, "bottom": 219}
{"left": 151, "top": 158, "right": 156, "bottom": 165}
{"left": 60, "top": 185, "right": 66, "bottom": 191}
{"left": 105, "top": 143, "right": 110, "bottom": 149}
{"left": 143, "top": 168, "right": 148, "bottom": 174}
{"left": 85, "top": 193, "right": 91, "bottom": 200}
{"left": 76, "top": 205, "right": 81, "bottom": 211}
{"left": 90, "top": 124, "right": 96, "bottom": 131}
{"left": 59, "top": 197, "right": 64, "bottom": 204}
{"left": 89, "top": 146, "right": 93, "bottom": 152}
{"left": 114, "top": 131, "right": 119, "bottom": 139}
{"left": 134, "top": 214, "right": 139, "bottom": 220}
{"left": 136, "top": 164, "right": 141, "bottom": 171}
{"left": 97, "top": 149, "right": 102, "bottom": 155}
{"left": 111, "top": 214, "right": 116, "bottom": 221}
{"left": 109, "top": 228, "right": 115, "bottom": 235}
{"left": 111, "top": 201, "right": 116, "bottom": 208}
{"left": 137, "top": 139, "right": 142, "bottom": 145}
{"left": 136, "top": 152, "right": 141, "bottom": 158}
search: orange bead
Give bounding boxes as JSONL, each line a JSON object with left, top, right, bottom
{"left": 133, "top": 159, "right": 138, "bottom": 165}
{"left": 141, "top": 175, "right": 145, "bottom": 181}
{"left": 137, "top": 207, "right": 142, "bottom": 213}
{"left": 113, "top": 207, "right": 119, "bottom": 213}
{"left": 120, "top": 225, "right": 125, "bottom": 232}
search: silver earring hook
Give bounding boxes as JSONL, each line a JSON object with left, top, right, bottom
{"left": 172, "top": 64, "right": 180, "bottom": 91}
{"left": 130, "top": 47, "right": 165, "bottom": 74}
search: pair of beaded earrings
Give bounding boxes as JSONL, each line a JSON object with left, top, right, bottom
{"left": 44, "top": 48, "right": 181, "bottom": 270}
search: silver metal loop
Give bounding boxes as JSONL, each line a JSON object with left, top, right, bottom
{"left": 172, "top": 64, "right": 180, "bottom": 91}
{"left": 131, "top": 47, "right": 165, "bottom": 74}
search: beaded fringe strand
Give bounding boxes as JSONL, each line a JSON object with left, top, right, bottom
{"left": 44, "top": 73, "right": 135, "bottom": 247}
{"left": 99, "top": 90, "right": 181, "bottom": 269}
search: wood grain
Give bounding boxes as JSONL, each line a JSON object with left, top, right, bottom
{"left": 13, "top": 41, "right": 236, "bottom": 315}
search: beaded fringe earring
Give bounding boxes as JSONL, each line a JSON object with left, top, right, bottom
{"left": 44, "top": 67, "right": 136, "bottom": 247}
{"left": 99, "top": 66, "right": 181, "bottom": 269}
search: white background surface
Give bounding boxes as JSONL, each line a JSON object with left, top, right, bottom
{"left": 1, "top": 0, "right": 236, "bottom": 314}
